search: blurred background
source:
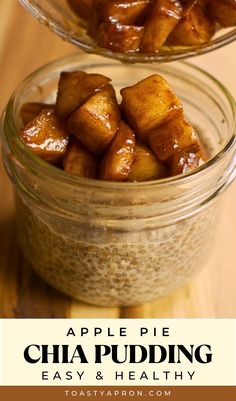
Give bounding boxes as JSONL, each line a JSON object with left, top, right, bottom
{"left": 0, "top": 0, "right": 236, "bottom": 318}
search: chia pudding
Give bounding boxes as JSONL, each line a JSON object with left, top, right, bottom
{"left": 16, "top": 195, "right": 218, "bottom": 306}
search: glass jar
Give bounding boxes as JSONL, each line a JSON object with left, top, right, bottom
{"left": 1, "top": 54, "right": 236, "bottom": 307}
{"left": 19, "top": 0, "right": 236, "bottom": 63}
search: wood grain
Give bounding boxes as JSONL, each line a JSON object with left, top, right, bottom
{"left": 0, "top": 0, "right": 236, "bottom": 318}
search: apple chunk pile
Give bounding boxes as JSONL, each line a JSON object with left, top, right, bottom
{"left": 67, "top": 0, "right": 236, "bottom": 53}
{"left": 19, "top": 70, "right": 207, "bottom": 181}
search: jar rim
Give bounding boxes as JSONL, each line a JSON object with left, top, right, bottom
{"left": 19, "top": 0, "right": 236, "bottom": 63}
{"left": 2, "top": 53, "right": 236, "bottom": 193}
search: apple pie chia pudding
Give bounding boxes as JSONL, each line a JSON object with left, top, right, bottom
{"left": 1, "top": 56, "right": 236, "bottom": 306}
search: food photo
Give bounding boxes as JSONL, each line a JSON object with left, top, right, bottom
{"left": 0, "top": 0, "right": 236, "bottom": 318}
{"left": 19, "top": 0, "right": 236, "bottom": 61}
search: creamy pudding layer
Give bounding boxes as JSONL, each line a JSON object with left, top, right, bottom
{"left": 17, "top": 196, "right": 217, "bottom": 306}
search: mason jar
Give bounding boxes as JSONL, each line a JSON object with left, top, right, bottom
{"left": 1, "top": 54, "right": 236, "bottom": 306}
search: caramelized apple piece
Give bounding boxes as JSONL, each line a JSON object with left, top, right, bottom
{"left": 20, "top": 102, "right": 53, "bottom": 125}
{"left": 127, "top": 142, "right": 166, "bottom": 182}
{"left": 208, "top": 0, "right": 236, "bottom": 27}
{"left": 67, "top": 0, "right": 92, "bottom": 20}
{"left": 98, "top": 23, "right": 144, "bottom": 52}
{"left": 121, "top": 74, "right": 183, "bottom": 143}
{"left": 19, "top": 108, "right": 69, "bottom": 163}
{"left": 149, "top": 117, "right": 199, "bottom": 161}
{"left": 99, "top": 121, "right": 135, "bottom": 181}
{"left": 67, "top": 85, "right": 121, "bottom": 155}
{"left": 141, "top": 0, "right": 183, "bottom": 52}
{"left": 63, "top": 139, "right": 97, "bottom": 178}
{"left": 99, "top": 0, "right": 150, "bottom": 25}
{"left": 56, "top": 71, "right": 111, "bottom": 120}
{"left": 170, "top": 146, "right": 205, "bottom": 176}
{"left": 168, "top": 0, "right": 215, "bottom": 46}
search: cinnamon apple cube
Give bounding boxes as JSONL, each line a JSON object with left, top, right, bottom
{"left": 170, "top": 146, "right": 205, "bottom": 176}
{"left": 149, "top": 117, "right": 199, "bottom": 161}
{"left": 121, "top": 74, "right": 183, "bottom": 143}
{"left": 20, "top": 102, "right": 53, "bottom": 125}
{"left": 98, "top": 0, "right": 150, "bottom": 25}
{"left": 168, "top": 1, "right": 215, "bottom": 46}
{"left": 208, "top": 0, "right": 236, "bottom": 27}
{"left": 67, "top": 84, "right": 121, "bottom": 155}
{"left": 63, "top": 139, "right": 97, "bottom": 178}
{"left": 56, "top": 71, "right": 111, "bottom": 120}
{"left": 88, "top": 0, "right": 148, "bottom": 38}
{"left": 99, "top": 121, "right": 135, "bottom": 181}
{"left": 19, "top": 108, "right": 69, "bottom": 163}
{"left": 98, "top": 23, "right": 144, "bottom": 52}
{"left": 56, "top": 71, "right": 86, "bottom": 119}
{"left": 140, "top": 0, "right": 183, "bottom": 52}
{"left": 127, "top": 142, "right": 166, "bottom": 182}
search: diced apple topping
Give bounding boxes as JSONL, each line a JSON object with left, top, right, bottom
{"left": 168, "top": 1, "right": 215, "bottom": 46}
{"left": 67, "top": 0, "right": 232, "bottom": 53}
{"left": 56, "top": 71, "right": 111, "bottom": 119}
{"left": 170, "top": 146, "right": 206, "bottom": 176}
{"left": 20, "top": 102, "right": 53, "bottom": 125}
{"left": 63, "top": 139, "right": 97, "bottom": 178}
{"left": 100, "top": 121, "right": 135, "bottom": 181}
{"left": 121, "top": 74, "right": 183, "bottom": 142}
{"left": 141, "top": 0, "right": 183, "bottom": 52}
{"left": 19, "top": 108, "right": 69, "bottom": 163}
{"left": 98, "top": 23, "right": 144, "bottom": 53}
{"left": 127, "top": 142, "right": 166, "bottom": 181}
{"left": 19, "top": 70, "right": 208, "bottom": 181}
{"left": 149, "top": 117, "right": 199, "bottom": 161}
{"left": 67, "top": 84, "right": 121, "bottom": 155}
{"left": 98, "top": 0, "right": 150, "bottom": 25}
{"left": 208, "top": 0, "right": 236, "bottom": 27}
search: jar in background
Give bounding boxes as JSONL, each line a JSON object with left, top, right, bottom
{"left": 1, "top": 54, "right": 236, "bottom": 306}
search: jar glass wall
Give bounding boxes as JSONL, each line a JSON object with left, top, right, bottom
{"left": 1, "top": 54, "right": 236, "bottom": 306}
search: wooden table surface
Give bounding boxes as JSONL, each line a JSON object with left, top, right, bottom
{"left": 0, "top": 0, "right": 236, "bottom": 319}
